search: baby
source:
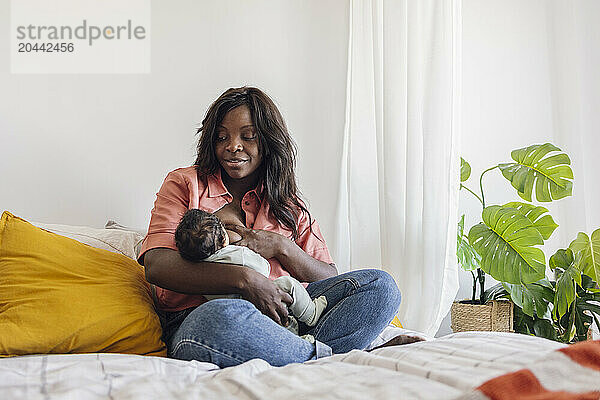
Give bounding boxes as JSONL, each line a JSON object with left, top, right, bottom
{"left": 175, "top": 209, "right": 327, "bottom": 339}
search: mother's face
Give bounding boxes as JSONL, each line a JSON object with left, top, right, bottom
{"left": 214, "top": 105, "right": 263, "bottom": 181}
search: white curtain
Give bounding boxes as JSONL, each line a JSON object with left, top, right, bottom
{"left": 333, "top": 0, "right": 462, "bottom": 336}
{"left": 546, "top": 0, "right": 600, "bottom": 243}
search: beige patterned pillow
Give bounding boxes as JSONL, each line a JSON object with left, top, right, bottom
{"left": 32, "top": 221, "right": 145, "bottom": 260}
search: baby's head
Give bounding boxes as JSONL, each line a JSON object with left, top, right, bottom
{"left": 175, "top": 209, "right": 228, "bottom": 262}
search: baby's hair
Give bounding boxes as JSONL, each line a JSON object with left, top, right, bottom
{"left": 175, "top": 209, "right": 227, "bottom": 262}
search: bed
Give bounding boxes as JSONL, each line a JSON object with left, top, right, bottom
{"left": 2, "top": 331, "right": 599, "bottom": 399}
{"left": 1, "top": 211, "right": 599, "bottom": 399}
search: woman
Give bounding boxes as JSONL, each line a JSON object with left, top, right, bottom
{"left": 139, "top": 86, "right": 405, "bottom": 368}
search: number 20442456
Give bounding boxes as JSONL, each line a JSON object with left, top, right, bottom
{"left": 18, "top": 42, "right": 74, "bottom": 53}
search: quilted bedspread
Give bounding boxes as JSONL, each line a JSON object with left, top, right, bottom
{"left": 1, "top": 331, "right": 597, "bottom": 399}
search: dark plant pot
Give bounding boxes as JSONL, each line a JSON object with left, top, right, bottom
{"left": 451, "top": 300, "right": 514, "bottom": 333}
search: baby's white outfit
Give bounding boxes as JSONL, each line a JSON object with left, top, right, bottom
{"left": 203, "top": 245, "right": 327, "bottom": 339}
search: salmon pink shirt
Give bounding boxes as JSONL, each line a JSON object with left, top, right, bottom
{"left": 138, "top": 166, "right": 334, "bottom": 312}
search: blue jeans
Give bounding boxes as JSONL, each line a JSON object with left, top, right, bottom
{"left": 163, "top": 269, "right": 401, "bottom": 368}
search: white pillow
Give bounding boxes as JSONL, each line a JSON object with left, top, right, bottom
{"left": 104, "top": 220, "right": 147, "bottom": 258}
{"left": 32, "top": 221, "right": 145, "bottom": 260}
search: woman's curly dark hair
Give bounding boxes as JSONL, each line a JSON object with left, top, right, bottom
{"left": 194, "top": 86, "right": 314, "bottom": 240}
{"left": 175, "top": 209, "right": 227, "bottom": 262}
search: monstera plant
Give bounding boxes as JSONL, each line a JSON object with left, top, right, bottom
{"left": 459, "top": 142, "right": 600, "bottom": 342}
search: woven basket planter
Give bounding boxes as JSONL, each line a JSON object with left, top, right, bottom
{"left": 451, "top": 300, "right": 514, "bottom": 333}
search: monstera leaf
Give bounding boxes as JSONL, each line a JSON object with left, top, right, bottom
{"left": 549, "top": 248, "right": 581, "bottom": 318}
{"left": 503, "top": 279, "right": 553, "bottom": 318}
{"left": 460, "top": 157, "right": 471, "bottom": 182}
{"left": 504, "top": 202, "right": 558, "bottom": 240}
{"left": 513, "top": 306, "right": 557, "bottom": 341}
{"left": 575, "top": 289, "right": 600, "bottom": 341}
{"left": 457, "top": 215, "right": 480, "bottom": 271}
{"left": 559, "top": 278, "right": 600, "bottom": 343}
{"left": 468, "top": 205, "right": 546, "bottom": 284}
{"left": 569, "top": 229, "right": 600, "bottom": 283}
{"left": 498, "top": 143, "right": 573, "bottom": 202}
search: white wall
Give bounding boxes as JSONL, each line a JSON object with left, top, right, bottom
{"left": 0, "top": 0, "right": 349, "bottom": 250}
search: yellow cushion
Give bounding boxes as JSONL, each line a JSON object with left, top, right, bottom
{"left": 391, "top": 316, "right": 404, "bottom": 328}
{"left": 0, "top": 211, "right": 166, "bottom": 357}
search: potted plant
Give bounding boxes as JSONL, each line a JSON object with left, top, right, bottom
{"left": 455, "top": 143, "right": 600, "bottom": 340}
{"left": 453, "top": 143, "right": 572, "bottom": 332}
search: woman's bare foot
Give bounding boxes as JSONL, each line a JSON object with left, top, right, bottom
{"left": 368, "top": 335, "right": 425, "bottom": 351}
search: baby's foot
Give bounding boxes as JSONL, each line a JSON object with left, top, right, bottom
{"left": 300, "top": 334, "right": 316, "bottom": 344}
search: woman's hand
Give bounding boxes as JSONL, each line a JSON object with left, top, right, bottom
{"left": 240, "top": 269, "right": 294, "bottom": 326}
{"left": 225, "top": 224, "right": 288, "bottom": 259}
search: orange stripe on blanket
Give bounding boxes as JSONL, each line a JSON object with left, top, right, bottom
{"left": 477, "top": 369, "right": 600, "bottom": 400}
{"left": 559, "top": 340, "right": 600, "bottom": 372}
